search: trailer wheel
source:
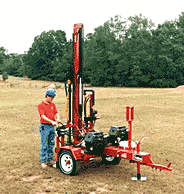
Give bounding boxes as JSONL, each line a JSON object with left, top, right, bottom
{"left": 102, "top": 156, "right": 121, "bottom": 165}
{"left": 59, "top": 150, "right": 76, "bottom": 175}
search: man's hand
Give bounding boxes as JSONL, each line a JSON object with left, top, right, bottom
{"left": 51, "top": 121, "right": 57, "bottom": 126}
{"left": 41, "top": 115, "right": 58, "bottom": 126}
{"left": 56, "top": 120, "right": 63, "bottom": 125}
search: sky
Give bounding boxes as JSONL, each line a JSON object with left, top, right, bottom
{"left": 1, "top": 0, "right": 184, "bottom": 54}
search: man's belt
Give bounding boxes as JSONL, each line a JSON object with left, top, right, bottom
{"left": 41, "top": 123, "right": 52, "bottom": 126}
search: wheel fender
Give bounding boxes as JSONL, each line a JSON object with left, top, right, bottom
{"left": 70, "top": 148, "right": 83, "bottom": 160}
{"left": 59, "top": 147, "right": 83, "bottom": 160}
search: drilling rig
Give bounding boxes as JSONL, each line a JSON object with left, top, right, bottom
{"left": 55, "top": 24, "right": 172, "bottom": 180}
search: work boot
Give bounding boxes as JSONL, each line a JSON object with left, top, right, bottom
{"left": 41, "top": 163, "right": 47, "bottom": 168}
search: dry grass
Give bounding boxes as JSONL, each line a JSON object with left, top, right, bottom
{"left": 0, "top": 83, "right": 183, "bottom": 193}
{"left": 0, "top": 76, "right": 64, "bottom": 89}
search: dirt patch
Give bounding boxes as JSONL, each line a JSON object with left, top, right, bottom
{"left": 56, "top": 179, "right": 72, "bottom": 185}
{"left": 172, "top": 85, "right": 184, "bottom": 92}
{"left": 21, "top": 175, "right": 41, "bottom": 182}
{"left": 96, "top": 187, "right": 110, "bottom": 193}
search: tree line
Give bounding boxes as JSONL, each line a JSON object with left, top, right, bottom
{"left": 1, "top": 12, "right": 184, "bottom": 88}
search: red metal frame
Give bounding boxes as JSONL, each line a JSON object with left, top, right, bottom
{"left": 126, "top": 106, "right": 134, "bottom": 150}
{"left": 55, "top": 23, "right": 172, "bottom": 179}
{"left": 72, "top": 23, "right": 83, "bottom": 145}
{"left": 56, "top": 108, "right": 172, "bottom": 177}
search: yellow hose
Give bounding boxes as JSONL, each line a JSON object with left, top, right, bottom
{"left": 65, "top": 94, "right": 69, "bottom": 121}
{"left": 65, "top": 80, "right": 71, "bottom": 121}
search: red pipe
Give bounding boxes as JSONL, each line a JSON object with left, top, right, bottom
{"left": 61, "top": 135, "right": 64, "bottom": 145}
{"left": 128, "top": 121, "right": 132, "bottom": 150}
{"left": 126, "top": 106, "right": 129, "bottom": 121}
{"left": 56, "top": 137, "right": 59, "bottom": 162}
{"left": 126, "top": 107, "right": 134, "bottom": 150}
{"left": 131, "top": 107, "right": 134, "bottom": 120}
{"left": 56, "top": 136, "right": 59, "bottom": 147}
{"left": 137, "top": 141, "right": 140, "bottom": 154}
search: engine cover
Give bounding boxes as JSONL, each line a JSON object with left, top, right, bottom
{"left": 84, "top": 131, "right": 104, "bottom": 155}
{"left": 108, "top": 126, "right": 128, "bottom": 146}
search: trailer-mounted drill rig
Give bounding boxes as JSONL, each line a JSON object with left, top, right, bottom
{"left": 55, "top": 24, "right": 172, "bottom": 180}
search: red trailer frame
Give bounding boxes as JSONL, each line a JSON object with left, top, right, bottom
{"left": 55, "top": 24, "right": 172, "bottom": 180}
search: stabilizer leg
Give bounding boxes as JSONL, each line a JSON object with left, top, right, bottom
{"left": 131, "top": 162, "right": 147, "bottom": 181}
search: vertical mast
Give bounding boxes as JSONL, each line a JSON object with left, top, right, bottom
{"left": 73, "top": 24, "right": 83, "bottom": 130}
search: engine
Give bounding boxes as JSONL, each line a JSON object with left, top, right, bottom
{"left": 84, "top": 131, "right": 104, "bottom": 155}
{"left": 84, "top": 126, "right": 128, "bottom": 155}
{"left": 56, "top": 125, "right": 68, "bottom": 137}
{"left": 108, "top": 125, "right": 128, "bottom": 146}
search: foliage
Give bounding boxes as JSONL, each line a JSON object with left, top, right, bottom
{"left": 84, "top": 22, "right": 121, "bottom": 86}
{"left": 51, "top": 40, "right": 73, "bottom": 82}
{"left": 2, "top": 71, "right": 8, "bottom": 81}
{"left": 0, "top": 47, "right": 7, "bottom": 73}
{"left": 1, "top": 12, "right": 184, "bottom": 88}
{"left": 25, "top": 30, "right": 67, "bottom": 80}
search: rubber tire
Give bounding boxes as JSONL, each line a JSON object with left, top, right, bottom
{"left": 58, "top": 150, "right": 76, "bottom": 175}
{"left": 102, "top": 156, "right": 121, "bottom": 165}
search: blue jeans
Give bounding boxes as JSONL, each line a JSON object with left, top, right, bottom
{"left": 39, "top": 124, "right": 55, "bottom": 163}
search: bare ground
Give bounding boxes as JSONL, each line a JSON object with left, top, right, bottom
{"left": 0, "top": 86, "right": 183, "bottom": 193}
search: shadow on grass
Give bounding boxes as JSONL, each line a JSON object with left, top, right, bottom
{"left": 73, "top": 159, "right": 135, "bottom": 179}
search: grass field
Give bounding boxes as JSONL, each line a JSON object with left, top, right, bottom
{"left": 0, "top": 84, "right": 183, "bottom": 193}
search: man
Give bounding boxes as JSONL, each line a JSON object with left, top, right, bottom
{"left": 37, "top": 88, "right": 61, "bottom": 168}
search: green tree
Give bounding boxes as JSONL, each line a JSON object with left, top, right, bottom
{"left": 107, "top": 15, "right": 127, "bottom": 41}
{"left": 17, "top": 54, "right": 27, "bottom": 77}
{"left": 26, "top": 30, "right": 67, "bottom": 80}
{"left": 148, "top": 20, "right": 183, "bottom": 87}
{"left": 119, "top": 14, "right": 156, "bottom": 86}
{"left": 5, "top": 53, "right": 22, "bottom": 76}
{"left": 84, "top": 22, "right": 121, "bottom": 86}
{"left": 51, "top": 40, "right": 73, "bottom": 82}
{"left": 0, "top": 47, "right": 6, "bottom": 73}
{"left": 2, "top": 71, "right": 8, "bottom": 81}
